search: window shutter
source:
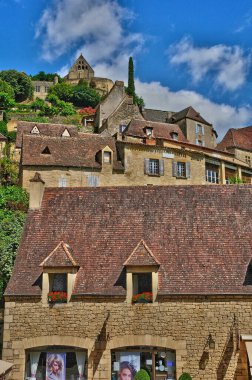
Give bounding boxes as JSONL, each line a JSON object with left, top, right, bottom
{"left": 159, "top": 160, "right": 164, "bottom": 176}
{"left": 144, "top": 158, "right": 149, "bottom": 174}
{"left": 195, "top": 124, "right": 199, "bottom": 134}
{"left": 186, "top": 162, "right": 191, "bottom": 178}
{"left": 172, "top": 161, "right": 177, "bottom": 177}
{"left": 202, "top": 126, "right": 205, "bottom": 135}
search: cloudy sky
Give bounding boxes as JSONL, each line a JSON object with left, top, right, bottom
{"left": 1, "top": 0, "right": 252, "bottom": 139}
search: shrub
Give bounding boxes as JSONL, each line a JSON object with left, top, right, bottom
{"left": 134, "top": 369, "right": 150, "bottom": 380}
{"left": 178, "top": 373, "right": 192, "bottom": 380}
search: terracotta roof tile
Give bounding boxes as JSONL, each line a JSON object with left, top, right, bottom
{"left": 5, "top": 185, "right": 252, "bottom": 297}
{"left": 124, "top": 119, "right": 187, "bottom": 142}
{"left": 217, "top": 126, "right": 252, "bottom": 151}
{"left": 40, "top": 241, "right": 78, "bottom": 267}
{"left": 21, "top": 134, "right": 124, "bottom": 171}
{"left": 16, "top": 121, "right": 79, "bottom": 148}
{"left": 124, "top": 240, "right": 160, "bottom": 266}
{"left": 168, "top": 106, "right": 212, "bottom": 126}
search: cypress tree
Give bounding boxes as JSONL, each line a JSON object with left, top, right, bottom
{"left": 127, "top": 56, "right": 135, "bottom": 99}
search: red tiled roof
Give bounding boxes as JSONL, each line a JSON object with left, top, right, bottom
{"left": 124, "top": 240, "right": 160, "bottom": 266}
{"left": 5, "top": 185, "right": 252, "bottom": 297}
{"left": 217, "top": 126, "right": 252, "bottom": 152}
{"left": 15, "top": 121, "right": 79, "bottom": 148}
{"left": 124, "top": 119, "right": 187, "bottom": 142}
{"left": 40, "top": 241, "right": 78, "bottom": 267}
{"left": 168, "top": 106, "right": 212, "bottom": 126}
{"left": 21, "top": 134, "right": 124, "bottom": 171}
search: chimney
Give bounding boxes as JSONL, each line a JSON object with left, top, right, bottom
{"left": 29, "top": 172, "right": 45, "bottom": 209}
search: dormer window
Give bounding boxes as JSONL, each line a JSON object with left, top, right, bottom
{"left": 171, "top": 131, "right": 178, "bottom": 141}
{"left": 103, "top": 151, "right": 112, "bottom": 164}
{"left": 145, "top": 127, "right": 153, "bottom": 137}
{"left": 123, "top": 240, "right": 160, "bottom": 304}
{"left": 31, "top": 126, "right": 40, "bottom": 134}
{"left": 119, "top": 124, "right": 127, "bottom": 133}
{"left": 39, "top": 242, "right": 79, "bottom": 305}
{"left": 41, "top": 147, "right": 51, "bottom": 155}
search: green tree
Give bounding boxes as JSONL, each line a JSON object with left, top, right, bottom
{"left": 30, "top": 71, "right": 63, "bottom": 83}
{"left": 127, "top": 56, "right": 135, "bottom": 98}
{"left": 71, "top": 84, "right": 101, "bottom": 107}
{"left": 48, "top": 82, "right": 74, "bottom": 102}
{"left": 0, "top": 80, "right": 15, "bottom": 99}
{"left": 0, "top": 155, "right": 18, "bottom": 185}
{"left": 0, "top": 92, "right": 15, "bottom": 110}
{"left": 0, "top": 186, "right": 28, "bottom": 300}
{"left": 0, "top": 70, "right": 33, "bottom": 102}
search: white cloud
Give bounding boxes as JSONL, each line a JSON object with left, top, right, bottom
{"left": 36, "top": 0, "right": 144, "bottom": 63}
{"left": 169, "top": 37, "right": 251, "bottom": 91}
{"left": 135, "top": 79, "right": 252, "bottom": 140}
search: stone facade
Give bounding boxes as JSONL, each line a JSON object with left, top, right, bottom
{"left": 2, "top": 296, "right": 251, "bottom": 380}
{"left": 32, "top": 76, "right": 58, "bottom": 100}
{"left": 176, "top": 117, "right": 217, "bottom": 149}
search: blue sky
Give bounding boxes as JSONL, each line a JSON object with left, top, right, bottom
{"left": 1, "top": 0, "right": 252, "bottom": 138}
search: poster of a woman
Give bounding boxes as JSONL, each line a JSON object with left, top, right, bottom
{"left": 46, "top": 353, "right": 66, "bottom": 380}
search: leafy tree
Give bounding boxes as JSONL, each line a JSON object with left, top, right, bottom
{"left": 0, "top": 155, "right": 18, "bottom": 185}
{"left": 127, "top": 56, "right": 135, "bottom": 98}
{"left": 0, "top": 80, "right": 15, "bottom": 99}
{"left": 0, "top": 186, "right": 28, "bottom": 300}
{"left": 134, "top": 93, "right": 145, "bottom": 108}
{"left": 0, "top": 92, "right": 15, "bottom": 110}
{"left": 0, "top": 70, "right": 33, "bottom": 102}
{"left": 30, "top": 71, "right": 62, "bottom": 83}
{"left": 48, "top": 82, "right": 74, "bottom": 102}
{"left": 71, "top": 84, "right": 101, "bottom": 107}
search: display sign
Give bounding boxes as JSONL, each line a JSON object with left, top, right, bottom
{"left": 46, "top": 353, "right": 66, "bottom": 380}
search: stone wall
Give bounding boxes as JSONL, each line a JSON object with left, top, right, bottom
{"left": 0, "top": 308, "right": 4, "bottom": 358}
{"left": 177, "top": 119, "right": 217, "bottom": 149}
{"left": 2, "top": 296, "right": 252, "bottom": 380}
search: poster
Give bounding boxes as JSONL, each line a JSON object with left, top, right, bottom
{"left": 118, "top": 352, "right": 140, "bottom": 379}
{"left": 46, "top": 353, "right": 66, "bottom": 380}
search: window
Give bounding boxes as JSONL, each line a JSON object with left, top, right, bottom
{"left": 206, "top": 169, "right": 219, "bottom": 183}
{"left": 45, "top": 86, "right": 49, "bottom": 93}
{"left": 133, "top": 273, "right": 152, "bottom": 300}
{"left": 31, "top": 126, "right": 40, "bottom": 134}
{"left": 145, "top": 127, "right": 153, "bottom": 137}
{"left": 171, "top": 132, "right": 178, "bottom": 141}
{"left": 196, "top": 139, "right": 204, "bottom": 146}
{"left": 111, "top": 348, "right": 176, "bottom": 380}
{"left": 119, "top": 124, "right": 127, "bottom": 133}
{"left": 51, "top": 273, "right": 67, "bottom": 292}
{"left": 59, "top": 177, "right": 67, "bottom": 187}
{"left": 245, "top": 156, "right": 251, "bottom": 166}
{"left": 172, "top": 162, "right": 190, "bottom": 178}
{"left": 41, "top": 146, "right": 51, "bottom": 155}
{"left": 144, "top": 158, "right": 164, "bottom": 176}
{"left": 87, "top": 174, "right": 99, "bottom": 187}
{"left": 103, "top": 151, "right": 112, "bottom": 163}
{"left": 35, "top": 85, "right": 40, "bottom": 92}
{"left": 196, "top": 124, "right": 204, "bottom": 135}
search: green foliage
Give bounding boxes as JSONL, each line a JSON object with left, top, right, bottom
{"left": 178, "top": 373, "right": 192, "bottom": 380}
{"left": 49, "top": 82, "right": 101, "bottom": 107}
{"left": 49, "top": 82, "right": 74, "bottom": 102}
{"left": 0, "top": 92, "right": 15, "bottom": 110}
{"left": 134, "top": 93, "right": 145, "bottom": 108}
{"left": 127, "top": 56, "right": 135, "bottom": 98}
{"left": 228, "top": 176, "right": 244, "bottom": 184}
{"left": 30, "top": 71, "right": 62, "bottom": 83}
{"left": 0, "top": 155, "right": 18, "bottom": 185}
{"left": 134, "top": 369, "right": 150, "bottom": 380}
{"left": 0, "top": 121, "right": 16, "bottom": 143}
{"left": 0, "top": 186, "right": 28, "bottom": 300}
{"left": 0, "top": 70, "right": 33, "bottom": 102}
{"left": 0, "top": 80, "right": 15, "bottom": 99}
{"left": 17, "top": 115, "right": 49, "bottom": 123}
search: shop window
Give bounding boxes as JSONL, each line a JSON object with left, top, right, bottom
{"left": 111, "top": 347, "right": 176, "bottom": 380}
{"left": 103, "top": 151, "right": 112, "bottom": 164}
{"left": 144, "top": 158, "right": 164, "bottom": 176}
{"left": 25, "top": 348, "right": 87, "bottom": 380}
{"left": 172, "top": 162, "right": 190, "bottom": 178}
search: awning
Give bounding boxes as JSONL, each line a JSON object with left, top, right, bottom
{"left": 0, "top": 360, "right": 13, "bottom": 377}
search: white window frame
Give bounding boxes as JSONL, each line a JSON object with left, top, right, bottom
{"left": 206, "top": 169, "right": 219, "bottom": 184}
{"left": 58, "top": 177, "right": 67, "bottom": 187}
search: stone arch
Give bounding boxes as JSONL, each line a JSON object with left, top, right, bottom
{"left": 107, "top": 334, "right": 187, "bottom": 378}
{"left": 16, "top": 335, "right": 93, "bottom": 380}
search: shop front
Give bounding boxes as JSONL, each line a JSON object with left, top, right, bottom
{"left": 111, "top": 347, "right": 176, "bottom": 380}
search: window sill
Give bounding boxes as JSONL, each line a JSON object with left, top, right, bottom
{"left": 147, "top": 173, "right": 160, "bottom": 177}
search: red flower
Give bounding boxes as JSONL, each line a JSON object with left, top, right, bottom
{"left": 48, "top": 291, "right": 67, "bottom": 303}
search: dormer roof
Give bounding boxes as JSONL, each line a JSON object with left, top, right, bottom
{"left": 124, "top": 240, "right": 160, "bottom": 267}
{"left": 169, "top": 106, "right": 212, "bottom": 126}
{"left": 40, "top": 241, "right": 78, "bottom": 268}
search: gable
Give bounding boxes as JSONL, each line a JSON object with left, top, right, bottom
{"left": 124, "top": 240, "right": 160, "bottom": 267}
{"left": 40, "top": 241, "right": 78, "bottom": 268}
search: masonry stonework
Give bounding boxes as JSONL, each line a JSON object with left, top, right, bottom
{"left": 2, "top": 296, "right": 251, "bottom": 380}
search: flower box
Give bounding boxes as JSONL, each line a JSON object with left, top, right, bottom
{"left": 47, "top": 291, "right": 67, "bottom": 303}
{"left": 132, "top": 292, "right": 153, "bottom": 303}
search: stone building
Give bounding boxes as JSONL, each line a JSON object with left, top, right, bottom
{"left": 64, "top": 54, "right": 113, "bottom": 96}
{"left": 2, "top": 184, "right": 252, "bottom": 380}
{"left": 17, "top": 119, "right": 252, "bottom": 190}
{"left": 217, "top": 126, "right": 252, "bottom": 168}
{"left": 32, "top": 76, "right": 59, "bottom": 100}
